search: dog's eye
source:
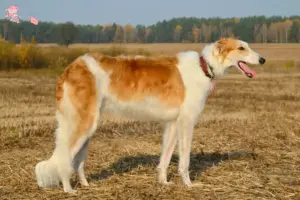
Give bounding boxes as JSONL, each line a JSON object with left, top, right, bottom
{"left": 238, "top": 47, "right": 245, "bottom": 51}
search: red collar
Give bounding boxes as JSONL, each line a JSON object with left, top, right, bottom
{"left": 200, "top": 56, "right": 214, "bottom": 79}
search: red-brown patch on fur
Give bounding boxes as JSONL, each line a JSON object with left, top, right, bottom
{"left": 91, "top": 53, "right": 185, "bottom": 108}
{"left": 216, "top": 38, "right": 238, "bottom": 60}
{"left": 56, "top": 58, "right": 98, "bottom": 148}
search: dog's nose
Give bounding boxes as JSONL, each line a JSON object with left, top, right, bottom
{"left": 259, "top": 57, "right": 266, "bottom": 64}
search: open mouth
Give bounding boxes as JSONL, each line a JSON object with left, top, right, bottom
{"left": 237, "top": 61, "right": 256, "bottom": 78}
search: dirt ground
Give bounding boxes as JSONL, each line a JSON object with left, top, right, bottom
{"left": 1, "top": 64, "right": 300, "bottom": 199}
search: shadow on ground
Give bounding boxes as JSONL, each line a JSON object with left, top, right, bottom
{"left": 89, "top": 151, "right": 256, "bottom": 182}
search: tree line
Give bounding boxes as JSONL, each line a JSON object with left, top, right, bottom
{"left": 1, "top": 15, "right": 300, "bottom": 45}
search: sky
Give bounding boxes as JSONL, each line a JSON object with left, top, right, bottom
{"left": 1, "top": 0, "right": 300, "bottom": 26}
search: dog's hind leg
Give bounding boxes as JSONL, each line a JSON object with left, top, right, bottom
{"left": 72, "top": 139, "right": 90, "bottom": 187}
{"left": 157, "top": 120, "right": 178, "bottom": 184}
{"left": 68, "top": 80, "right": 100, "bottom": 189}
{"left": 35, "top": 58, "right": 101, "bottom": 193}
{"left": 35, "top": 82, "right": 80, "bottom": 194}
{"left": 71, "top": 104, "right": 99, "bottom": 187}
{"left": 59, "top": 82, "right": 99, "bottom": 193}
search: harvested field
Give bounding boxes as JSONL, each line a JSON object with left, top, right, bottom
{"left": 1, "top": 45, "right": 300, "bottom": 199}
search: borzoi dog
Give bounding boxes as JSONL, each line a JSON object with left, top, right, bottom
{"left": 35, "top": 38, "right": 266, "bottom": 193}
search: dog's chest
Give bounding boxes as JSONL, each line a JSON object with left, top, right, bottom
{"left": 178, "top": 66, "right": 212, "bottom": 118}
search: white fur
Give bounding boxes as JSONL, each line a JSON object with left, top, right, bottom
{"left": 35, "top": 81, "right": 99, "bottom": 193}
{"left": 176, "top": 51, "right": 212, "bottom": 118}
{"left": 81, "top": 53, "right": 109, "bottom": 112}
{"left": 240, "top": 41, "right": 261, "bottom": 65}
{"left": 157, "top": 51, "right": 212, "bottom": 186}
{"left": 35, "top": 83, "right": 77, "bottom": 193}
{"left": 35, "top": 39, "right": 264, "bottom": 192}
{"left": 202, "top": 43, "right": 228, "bottom": 77}
{"left": 72, "top": 137, "right": 90, "bottom": 187}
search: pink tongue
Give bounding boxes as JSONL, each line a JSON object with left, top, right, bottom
{"left": 239, "top": 62, "right": 256, "bottom": 77}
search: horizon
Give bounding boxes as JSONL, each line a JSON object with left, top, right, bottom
{"left": 1, "top": 15, "right": 300, "bottom": 27}
{"left": 1, "top": 0, "right": 300, "bottom": 26}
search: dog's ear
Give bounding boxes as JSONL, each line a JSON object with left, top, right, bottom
{"left": 215, "top": 38, "right": 228, "bottom": 55}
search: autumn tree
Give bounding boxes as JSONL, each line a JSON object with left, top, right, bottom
{"left": 201, "top": 23, "right": 212, "bottom": 42}
{"left": 270, "top": 20, "right": 293, "bottom": 43}
{"left": 253, "top": 24, "right": 261, "bottom": 43}
{"left": 97, "top": 25, "right": 103, "bottom": 43}
{"left": 219, "top": 22, "right": 225, "bottom": 38}
{"left": 1, "top": 15, "right": 300, "bottom": 44}
{"left": 114, "top": 24, "right": 124, "bottom": 43}
{"left": 130, "top": 28, "right": 138, "bottom": 43}
{"left": 268, "top": 23, "right": 279, "bottom": 43}
{"left": 260, "top": 23, "right": 268, "bottom": 43}
{"left": 145, "top": 28, "right": 152, "bottom": 43}
{"left": 123, "top": 23, "right": 134, "bottom": 43}
{"left": 192, "top": 25, "right": 200, "bottom": 43}
{"left": 282, "top": 19, "right": 293, "bottom": 42}
{"left": 233, "top": 17, "right": 240, "bottom": 24}
{"left": 173, "top": 25, "right": 182, "bottom": 42}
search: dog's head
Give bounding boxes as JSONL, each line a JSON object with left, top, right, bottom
{"left": 203, "top": 38, "right": 266, "bottom": 78}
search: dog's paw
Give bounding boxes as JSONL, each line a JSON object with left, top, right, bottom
{"left": 64, "top": 188, "right": 77, "bottom": 194}
{"left": 80, "top": 180, "right": 90, "bottom": 187}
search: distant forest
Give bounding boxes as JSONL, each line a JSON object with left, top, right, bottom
{"left": 1, "top": 15, "right": 300, "bottom": 44}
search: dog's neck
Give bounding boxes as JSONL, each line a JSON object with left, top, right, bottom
{"left": 199, "top": 56, "right": 215, "bottom": 79}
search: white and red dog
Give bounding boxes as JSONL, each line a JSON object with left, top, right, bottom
{"left": 35, "top": 38, "right": 265, "bottom": 193}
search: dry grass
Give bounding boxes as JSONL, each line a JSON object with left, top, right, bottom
{"left": 1, "top": 45, "right": 300, "bottom": 199}
{"left": 1, "top": 40, "right": 152, "bottom": 70}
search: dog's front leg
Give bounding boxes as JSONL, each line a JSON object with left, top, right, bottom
{"left": 177, "top": 117, "right": 195, "bottom": 186}
{"left": 157, "top": 121, "right": 178, "bottom": 184}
